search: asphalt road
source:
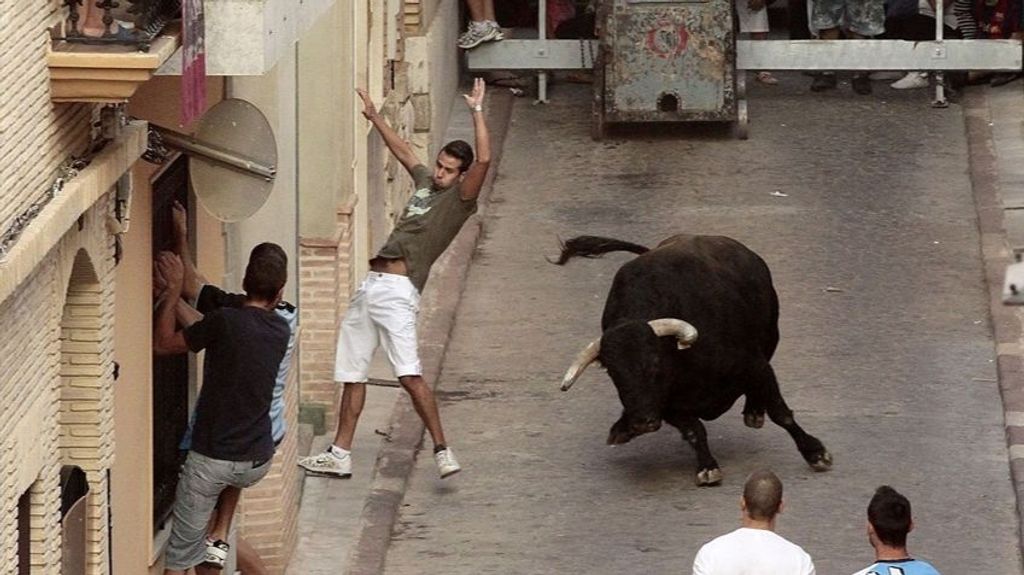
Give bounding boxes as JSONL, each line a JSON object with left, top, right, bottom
{"left": 382, "top": 76, "right": 1021, "bottom": 574}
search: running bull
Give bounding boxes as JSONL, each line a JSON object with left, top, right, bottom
{"left": 555, "top": 234, "right": 832, "bottom": 485}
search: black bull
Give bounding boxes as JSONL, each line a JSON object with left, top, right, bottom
{"left": 555, "top": 234, "right": 832, "bottom": 486}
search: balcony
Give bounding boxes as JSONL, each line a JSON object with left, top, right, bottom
{"left": 48, "top": 0, "right": 181, "bottom": 103}
{"left": 156, "top": 0, "right": 338, "bottom": 76}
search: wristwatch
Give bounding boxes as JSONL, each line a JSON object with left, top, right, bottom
{"left": 472, "top": 105, "right": 483, "bottom": 112}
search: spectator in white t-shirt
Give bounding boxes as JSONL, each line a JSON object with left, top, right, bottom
{"left": 692, "top": 469, "right": 816, "bottom": 575}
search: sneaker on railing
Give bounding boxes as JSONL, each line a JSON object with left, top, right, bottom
{"left": 298, "top": 450, "right": 352, "bottom": 478}
{"left": 458, "top": 21, "right": 501, "bottom": 49}
{"left": 434, "top": 447, "right": 462, "bottom": 478}
{"left": 201, "top": 538, "right": 229, "bottom": 570}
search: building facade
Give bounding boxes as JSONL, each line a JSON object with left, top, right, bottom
{"left": 1, "top": 0, "right": 464, "bottom": 572}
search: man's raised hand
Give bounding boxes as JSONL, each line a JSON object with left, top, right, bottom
{"left": 463, "top": 77, "right": 486, "bottom": 112}
{"left": 156, "top": 252, "right": 185, "bottom": 296}
{"left": 356, "top": 88, "right": 378, "bottom": 121}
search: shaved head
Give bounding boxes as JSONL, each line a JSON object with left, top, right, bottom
{"left": 743, "top": 469, "right": 783, "bottom": 520}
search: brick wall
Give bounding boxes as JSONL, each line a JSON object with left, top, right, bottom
{"left": 236, "top": 334, "right": 302, "bottom": 573}
{"left": 0, "top": 0, "right": 91, "bottom": 233}
{"left": 0, "top": 196, "right": 116, "bottom": 573}
{"left": 298, "top": 202, "right": 357, "bottom": 426}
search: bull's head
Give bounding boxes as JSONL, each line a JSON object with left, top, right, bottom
{"left": 561, "top": 319, "right": 698, "bottom": 445}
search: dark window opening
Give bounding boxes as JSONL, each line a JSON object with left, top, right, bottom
{"left": 152, "top": 155, "right": 192, "bottom": 530}
{"left": 18, "top": 487, "right": 30, "bottom": 574}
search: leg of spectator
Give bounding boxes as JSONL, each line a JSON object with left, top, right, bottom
{"left": 788, "top": 0, "right": 813, "bottom": 38}
{"left": 208, "top": 487, "right": 239, "bottom": 544}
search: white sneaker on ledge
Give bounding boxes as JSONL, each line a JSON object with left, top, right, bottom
{"left": 458, "top": 21, "right": 500, "bottom": 49}
{"left": 298, "top": 450, "right": 352, "bottom": 478}
{"left": 434, "top": 447, "right": 461, "bottom": 478}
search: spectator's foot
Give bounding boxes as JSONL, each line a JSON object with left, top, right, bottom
{"left": 890, "top": 71, "right": 929, "bottom": 90}
{"left": 809, "top": 72, "right": 836, "bottom": 92}
{"left": 434, "top": 446, "right": 461, "bottom": 478}
{"left": 486, "top": 20, "right": 505, "bottom": 41}
{"left": 70, "top": 21, "right": 139, "bottom": 42}
{"left": 991, "top": 72, "right": 1023, "bottom": 87}
{"left": 868, "top": 70, "right": 903, "bottom": 81}
{"left": 755, "top": 71, "right": 778, "bottom": 85}
{"left": 458, "top": 21, "right": 501, "bottom": 49}
{"left": 201, "top": 539, "right": 229, "bottom": 570}
{"left": 851, "top": 73, "right": 872, "bottom": 95}
{"left": 298, "top": 449, "right": 352, "bottom": 478}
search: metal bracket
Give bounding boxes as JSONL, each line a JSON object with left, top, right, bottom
{"left": 151, "top": 126, "right": 277, "bottom": 181}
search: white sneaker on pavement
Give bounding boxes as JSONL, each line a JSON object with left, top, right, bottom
{"left": 434, "top": 447, "right": 461, "bottom": 478}
{"left": 298, "top": 450, "right": 352, "bottom": 478}
{"left": 890, "top": 71, "right": 929, "bottom": 90}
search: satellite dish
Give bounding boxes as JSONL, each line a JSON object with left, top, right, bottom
{"left": 188, "top": 98, "right": 277, "bottom": 222}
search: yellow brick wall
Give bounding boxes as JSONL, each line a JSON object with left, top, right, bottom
{"left": 298, "top": 205, "right": 356, "bottom": 425}
{"left": 0, "top": 0, "right": 92, "bottom": 233}
{"left": 1, "top": 195, "right": 116, "bottom": 573}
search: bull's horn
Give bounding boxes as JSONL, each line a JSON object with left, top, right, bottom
{"left": 560, "top": 339, "right": 601, "bottom": 391}
{"left": 648, "top": 319, "right": 698, "bottom": 350}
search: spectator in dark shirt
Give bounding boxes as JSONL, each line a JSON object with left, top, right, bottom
{"left": 154, "top": 242, "right": 289, "bottom": 575}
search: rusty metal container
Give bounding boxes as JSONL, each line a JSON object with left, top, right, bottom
{"left": 593, "top": 0, "right": 747, "bottom": 139}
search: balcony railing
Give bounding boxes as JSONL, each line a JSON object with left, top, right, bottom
{"left": 58, "top": 0, "right": 179, "bottom": 52}
{"left": 49, "top": 0, "right": 182, "bottom": 103}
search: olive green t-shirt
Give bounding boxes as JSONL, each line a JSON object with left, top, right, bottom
{"left": 376, "top": 164, "right": 478, "bottom": 292}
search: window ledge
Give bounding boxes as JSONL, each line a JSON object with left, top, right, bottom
{"left": 48, "top": 25, "right": 181, "bottom": 103}
{"left": 0, "top": 121, "right": 147, "bottom": 305}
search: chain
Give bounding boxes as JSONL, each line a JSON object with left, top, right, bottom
{"left": 0, "top": 156, "right": 92, "bottom": 258}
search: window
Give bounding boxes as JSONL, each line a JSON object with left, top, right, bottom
{"left": 151, "top": 155, "right": 192, "bottom": 529}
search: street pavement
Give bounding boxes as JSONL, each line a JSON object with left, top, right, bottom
{"left": 381, "top": 76, "right": 1023, "bottom": 574}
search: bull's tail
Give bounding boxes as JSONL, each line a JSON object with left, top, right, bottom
{"left": 551, "top": 235, "right": 650, "bottom": 265}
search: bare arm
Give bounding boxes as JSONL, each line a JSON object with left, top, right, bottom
{"left": 357, "top": 89, "right": 422, "bottom": 174}
{"left": 171, "top": 201, "right": 204, "bottom": 302}
{"left": 459, "top": 78, "right": 491, "bottom": 201}
{"left": 175, "top": 299, "right": 203, "bottom": 328}
{"left": 153, "top": 252, "right": 189, "bottom": 355}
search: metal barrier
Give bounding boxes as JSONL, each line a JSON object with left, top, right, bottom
{"left": 467, "top": 3, "right": 1023, "bottom": 106}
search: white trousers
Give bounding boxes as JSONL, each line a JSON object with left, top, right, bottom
{"left": 334, "top": 272, "right": 422, "bottom": 382}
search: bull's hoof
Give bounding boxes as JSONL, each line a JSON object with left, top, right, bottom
{"left": 743, "top": 412, "right": 765, "bottom": 429}
{"left": 807, "top": 450, "right": 833, "bottom": 472}
{"left": 695, "top": 468, "right": 723, "bottom": 486}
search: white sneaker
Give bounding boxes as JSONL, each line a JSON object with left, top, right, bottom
{"left": 201, "top": 538, "right": 229, "bottom": 570}
{"left": 486, "top": 20, "right": 505, "bottom": 41}
{"left": 457, "top": 21, "right": 500, "bottom": 49}
{"left": 869, "top": 71, "right": 903, "bottom": 81}
{"left": 434, "top": 447, "right": 461, "bottom": 478}
{"left": 890, "top": 71, "right": 929, "bottom": 90}
{"left": 298, "top": 450, "right": 352, "bottom": 478}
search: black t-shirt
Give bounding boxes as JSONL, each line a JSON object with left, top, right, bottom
{"left": 183, "top": 304, "right": 289, "bottom": 462}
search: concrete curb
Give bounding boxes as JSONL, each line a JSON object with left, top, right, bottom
{"left": 962, "top": 87, "right": 1024, "bottom": 563}
{"left": 343, "top": 89, "right": 517, "bottom": 575}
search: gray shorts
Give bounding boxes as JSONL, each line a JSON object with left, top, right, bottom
{"left": 811, "top": 0, "right": 885, "bottom": 36}
{"left": 164, "top": 451, "right": 271, "bottom": 571}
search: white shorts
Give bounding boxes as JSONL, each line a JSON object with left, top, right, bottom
{"left": 334, "top": 272, "right": 422, "bottom": 382}
{"left": 736, "top": 0, "right": 770, "bottom": 33}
